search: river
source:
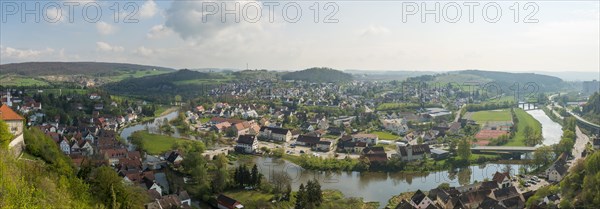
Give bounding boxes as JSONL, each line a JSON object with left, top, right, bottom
{"left": 249, "top": 157, "right": 526, "bottom": 207}
{"left": 120, "top": 109, "right": 557, "bottom": 208}
{"left": 524, "top": 109, "right": 563, "bottom": 146}
{"left": 120, "top": 111, "right": 181, "bottom": 150}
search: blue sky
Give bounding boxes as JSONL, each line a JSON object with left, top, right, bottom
{"left": 0, "top": 0, "right": 598, "bottom": 72}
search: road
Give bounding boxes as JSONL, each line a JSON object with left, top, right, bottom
{"left": 571, "top": 126, "right": 590, "bottom": 169}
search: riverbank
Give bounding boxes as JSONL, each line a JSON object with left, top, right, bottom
{"left": 249, "top": 156, "right": 529, "bottom": 208}
{"left": 281, "top": 152, "right": 502, "bottom": 173}
{"left": 223, "top": 189, "right": 379, "bottom": 209}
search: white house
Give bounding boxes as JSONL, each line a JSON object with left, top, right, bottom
{"left": 397, "top": 144, "right": 430, "bottom": 161}
{"left": 258, "top": 126, "right": 292, "bottom": 142}
{"left": 236, "top": 135, "right": 258, "bottom": 154}
{"left": 144, "top": 181, "right": 163, "bottom": 195}
{"left": 351, "top": 133, "right": 379, "bottom": 146}
{"left": 316, "top": 140, "right": 332, "bottom": 151}
{"left": 547, "top": 163, "right": 568, "bottom": 182}
{"left": 59, "top": 139, "right": 71, "bottom": 155}
{"left": 381, "top": 118, "right": 408, "bottom": 135}
{"left": 409, "top": 190, "right": 433, "bottom": 209}
{"left": 492, "top": 172, "right": 512, "bottom": 189}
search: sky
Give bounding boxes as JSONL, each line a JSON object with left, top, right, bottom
{"left": 0, "top": 0, "right": 598, "bottom": 72}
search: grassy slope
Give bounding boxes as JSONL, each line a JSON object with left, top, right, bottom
{"left": 506, "top": 108, "right": 541, "bottom": 146}
{"left": 136, "top": 131, "right": 188, "bottom": 154}
{"left": 224, "top": 189, "right": 378, "bottom": 209}
{"left": 104, "top": 69, "right": 172, "bottom": 82}
{"left": 370, "top": 131, "right": 400, "bottom": 140}
{"left": 470, "top": 109, "right": 512, "bottom": 122}
{"left": 0, "top": 75, "right": 49, "bottom": 86}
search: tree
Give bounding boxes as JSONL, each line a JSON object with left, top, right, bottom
{"left": 214, "top": 154, "right": 228, "bottom": 169}
{"left": 295, "top": 183, "right": 307, "bottom": 209}
{"left": 270, "top": 171, "right": 291, "bottom": 193}
{"left": 90, "top": 166, "right": 148, "bottom": 209}
{"left": 251, "top": 164, "right": 259, "bottom": 186}
{"left": 306, "top": 179, "right": 323, "bottom": 207}
{"left": 523, "top": 126, "right": 533, "bottom": 141}
{"left": 212, "top": 168, "right": 228, "bottom": 193}
{"left": 0, "top": 119, "right": 14, "bottom": 149}
{"left": 457, "top": 137, "right": 472, "bottom": 161}
{"left": 532, "top": 146, "right": 554, "bottom": 169}
{"left": 284, "top": 183, "right": 292, "bottom": 201}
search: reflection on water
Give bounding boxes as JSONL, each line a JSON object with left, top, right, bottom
{"left": 251, "top": 157, "right": 527, "bottom": 208}
{"left": 120, "top": 111, "right": 180, "bottom": 150}
{"left": 524, "top": 109, "right": 563, "bottom": 146}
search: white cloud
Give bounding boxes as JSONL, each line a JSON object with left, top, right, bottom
{"left": 140, "top": 0, "right": 159, "bottom": 19}
{"left": 361, "top": 25, "right": 391, "bottom": 37}
{"left": 164, "top": 1, "right": 264, "bottom": 40}
{"left": 135, "top": 46, "right": 154, "bottom": 56}
{"left": 1, "top": 46, "right": 54, "bottom": 58}
{"left": 96, "top": 21, "right": 116, "bottom": 35}
{"left": 96, "top": 42, "right": 124, "bottom": 52}
{"left": 147, "top": 24, "right": 173, "bottom": 39}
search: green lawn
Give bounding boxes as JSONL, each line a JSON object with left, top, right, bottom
{"left": 33, "top": 88, "right": 89, "bottom": 95}
{"left": 104, "top": 69, "right": 171, "bottom": 82}
{"left": 199, "top": 117, "right": 211, "bottom": 124}
{"left": 506, "top": 108, "right": 541, "bottom": 146}
{"left": 370, "top": 131, "right": 400, "bottom": 140}
{"left": 469, "top": 109, "right": 512, "bottom": 123}
{"left": 224, "top": 189, "right": 378, "bottom": 209}
{"left": 133, "top": 131, "right": 188, "bottom": 154}
{"left": 0, "top": 75, "right": 49, "bottom": 86}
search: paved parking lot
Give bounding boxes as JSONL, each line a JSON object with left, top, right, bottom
{"left": 513, "top": 175, "right": 549, "bottom": 192}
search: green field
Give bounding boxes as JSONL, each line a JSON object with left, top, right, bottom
{"left": 469, "top": 109, "right": 512, "bottom": 123}
{"left": 104, "top": 69, "right": 171, "bottom": 82}
{"left": 25, "top": 88, "right": 89, "bottom": 95}
{"left": 224, "top": 189, "right": 378, "bottom": 209}
{"left": 371, "top": 131, "right": 400, "bottom": 140}
{"left": 430, "top": 74, "right": 493, "bottom": 90}
{"left": 172, "top": 78, "right": 233, "bottom": 86}
{"left": 133, "top": 131, "right": 188, "bottom": 154}
{"left": 506, "top": 108, "right": 541, "bottom": 146}
{"left": 0, "top": 75, "right": 49, "bottom": 86}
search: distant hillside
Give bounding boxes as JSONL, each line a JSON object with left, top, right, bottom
{"left": 103, "top": 69, "right": 226, "bottom": 101}
{"left": 282, "top": 67, "right": 353, "bottom": 83}
{"left": 0, "top": 62, "right": 174, "bottom": 76}
{"left": 420, "top": 70, "right": 565, "bottom": 93}
{"left": 458, "top": 70, "right": 564, "bottom": 92}
{"left": 0, "top": 62, "right": 175, "bottom": 86}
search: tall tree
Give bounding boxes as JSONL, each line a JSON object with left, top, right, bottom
{"left": 457, "top": 137, "right": 472, "bottom": 161}
{"left": 251, "top": 164, "right": 259, "bottom": 186}
{"left": 295, "top": 183, "right": 307, "bottom": 209}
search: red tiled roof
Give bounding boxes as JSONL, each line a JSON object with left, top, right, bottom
{"left": 475, "top": 130, "right": 508, "bottom": 140}
{"left": 0, "top": 104, "right": 24, "bottom": 120}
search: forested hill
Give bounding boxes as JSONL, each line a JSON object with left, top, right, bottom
{"left": 103, "top": 69, "right": 226, "bottom": 101}
{"left": 281, "top": 67, "right": 353, "bottom": 83}
{"left": 0, "top": 62, "right": 174, "bottom": 76}
{"left": 581, "top": 92, "right": 600, "bottom": 124}
{"left": 458, "top": 70, "right": 564, "bottom": 92}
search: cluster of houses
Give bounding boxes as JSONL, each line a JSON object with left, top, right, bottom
{"left": 36, "top": 122, "right": 193, "bottom": 208}
{"left": 393, "top": 172, "right": 529, "bottom": 209}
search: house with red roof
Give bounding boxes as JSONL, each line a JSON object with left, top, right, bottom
{"left": 1, "top": 104, "right": 25, "bottom": 156}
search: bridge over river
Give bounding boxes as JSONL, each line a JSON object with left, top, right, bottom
{"left": 471, "top": 146, "right": 537, "bottom": 156}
